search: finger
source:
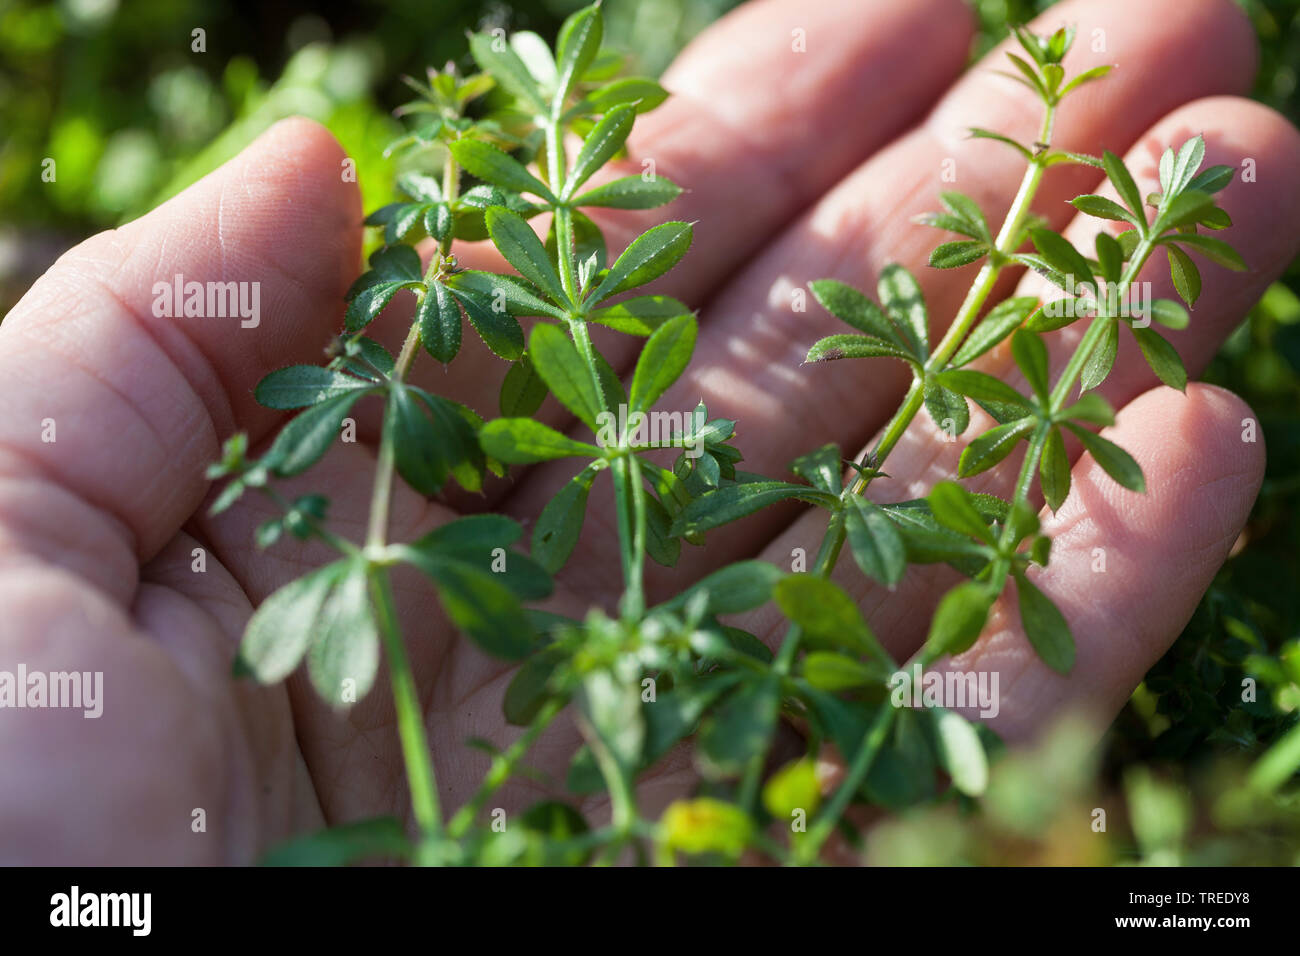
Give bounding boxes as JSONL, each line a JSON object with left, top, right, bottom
{"left": 368, "top": 0, "right": 976, "bottom": 444}
{"left": 929, "top": 383, "right": 1264, "bottom": 741}
{"left": 511, "top": 0, "right": 1258, "bottom": 603}
{"left": 0, "top": 118, "right": 360, "bottom": 604}
{"left": 749, "top": 93, "right": 1300, "bottom": 658}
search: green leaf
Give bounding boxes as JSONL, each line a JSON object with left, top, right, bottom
{"left": 1058, "top": 392, "right": 1115, "bottom": 426}
{"left": 512, "top": 31, "right": 557, "bottom": 90}
{"left": 845, "top": 495, "right": 907, "bottom": 587}
{"left": 1078, "top": 319, "right": 1119, "bottom": 392}
{"left": 1016, "top": 572, "right": 1075, "bottom": 674}
{"left": 923, "top": 377, "right": 970, "bottom": 437}
{"left": 1095, "top": 232, "right": 1123, "bottom": 284}
{"left": 1150, "top": 298, "right": 1189, "bottom": 330}
{"left": 444, "top": 270, "right": 567, "bottom": 319}
{"left": 958, "top": 417, "right": 1036, "bottom": 478}
{"left": 416, "top": 391, "right": 487, "bottom": 493}
{"left": 629, "top": 313, "right": 696, "bottom": 414}
{"left": 808, "top": 278, "right": 902, "bottom": 346}
{"left": 235, "top": 561, "right": 345, "bottom": 683}
{"left": 450, "top": 139, "right": 556, "bottom": 202}
{"left": 553, "top": 2, "right": 603, "bottom": 105}
{"left": 699, "top": 677, "right": 780, "bottom": 775}
{"left": 500, "top": 354, "right": 548, "bottom": 417}
{"left": 1004, "top": 51, "right": 1046, "bottom": 96}
{"left": 486, "top": 207, "right": 568, "bottom": 306}
{"left": 1155, "top": 189, "right": 1216, "bottom": 232}
{"left": 938, "top": 369, "right": 1035, "bottom": 409}
{"left": 261, "top": 818, "right": 410, "bottom": 867}
{"left": 255, "top": 366, "right": 373, "bottom": 410}
{"left": 306, "top": 560, "right": 379, "bottom": 704}
{"left": 1166, "top": 243, "right": 1202, "bottom": 308}
{"left": 1069, "top": 194, "right": 1135, "bottom": 225}
{"left": 928, "top": 480, "right": 995, "bottom": 544}
{"left": 1131, "top": 326, "right": 1187, "bottom": 391}
{"left": 1058, "top": 63, "right": 1112, "bottom": 97}
{"left": 565, "top": 105, "right": 634, "bottom": 196}
{"left": 671, "top": 482, "right": 838, "bottom": 537}
{"left": 589, "top": 222, "right": 693, "bottom": 302}
{"left": 967, "top": 126, "right": 1032, "bottom": 160}
{"left": 644, "top": 493, "right": 680, "bottom": 568}
{"left": 588, "top": 295, "right": 692, "bottom": 335}
{"left": 1168, "top": 234, "right": 1247, "bottom": 271}
{"left": 532, "top": 461, "right": 600, "bottom": 572}
{"left": 572, "top": 176, "right": 682, "bottom": 209}
{"left": 939, "top": 191, "right": 991, "bottom": 239}
{"left": 1064, "top": 422, "right": 1146, "bottom": 492}
{"left": 581, "top": 76, "right": 668, "bottom": 114}
{"left": 802, "top": 652, "right": 878, "bottom": 691}
{"left": 417, "top": 281, "right": 462, "bottom": 364}
{"left": 877, "top": 263, "right": 930, "bottom": 358}
{"left": 932, "top": 710, "right": 989, "bottom": 796}
{"left": 468, "top": 30, "right": 548, "bottom": 113}
{"left": 1029, "top": 228, "right": 1094, "bottom": 287}
{"left": 1040, "top": 426, "right": 1071, "bottom": 512}
{"left": 789, "top": 444, "right": 842, "bottom": 495}
{"left": 479, "top": 417, "right": 601, "bottom": 464}
{"left": 924, "top": 581, "right": 996, "bottom": 660}
{"left": 1186, "top": 163, "right": 1234, "bottom": 195}
{"left": 806, "top": 334, "right": 914, "bottom": 363}
{"left": 528, "top": 322, "right": 604, "bottom": 428}
{"left": 914, "top": 211, "right": 983, "bottom": 240}
{"left": 395, "top": 546, "right": 536, "bottom": 659}
{"left": 663, "top": 560, "right": 783, "bottom": 616}
{"left": 775, "top": 573, "right": 887, "bottom": 664}
{"left": 503, "top": 649, "right": 565, "bottom": 726}
{"left": 929, "top": 240, "right": 988, "bottom": 269}
{"left": 263, "top": 391, "right": 366, "bottom": 477}
{"left": 1011, "top": 329, "right": 1051, "bottom": 402}
{"left": 387, "top": 383, "right": 448, "bottom": 495}
{"left": 447, "top": 285, "right": 526, "bottom": 360}
{"left": 1102, "top": 150, "right": 1147, "bottom": 231}
{"left": 950, "top": 296, "right": 1038, "bottom": 367}
{"left": 1168, "top": 135, "right": 1205, "bottom": 195}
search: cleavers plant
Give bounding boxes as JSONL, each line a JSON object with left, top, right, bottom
{"left": 208, "top": 11, "right": 1245, "bottom": 866}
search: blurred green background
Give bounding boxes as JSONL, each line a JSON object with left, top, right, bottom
{"left": 2, "top": 0, "right": 1298, "bottom": 862}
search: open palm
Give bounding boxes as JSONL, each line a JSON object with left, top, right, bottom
{"left": 3, "top": 0, "right": 1297, "bottom": 863}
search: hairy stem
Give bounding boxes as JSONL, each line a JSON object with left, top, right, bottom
{"left": 447, "top": 696, "right": 564, "bottom": 838}
{"left": 370, "top": 567, "right": 442, "bottom": 842}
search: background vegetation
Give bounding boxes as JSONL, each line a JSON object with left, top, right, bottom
{"left": 2, "top": 0, "right": 1297, "bottom": 863}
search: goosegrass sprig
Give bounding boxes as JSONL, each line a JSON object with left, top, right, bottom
{"left": 209, "top": 13, "right": 1245, "bottom": 866}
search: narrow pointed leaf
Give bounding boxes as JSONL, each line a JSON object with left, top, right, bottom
{"left": 1131, "top": 326, "right": 1187, "bottom": 391}
{"left": 480, "top": 418, "right": 602, "bottom": 463}
{"left": 1064, "top": 422, "right": 1145, "bottom": 492}
{"left": 630, "top": 313, "right": 696, "bottom": 414}
{"left": 417, "top": 281, "right": 462, "bottom": 363}
{"left": 1016, "top": 572, "right": 1075, "bottom": 674}
{"left": 844, "top": 495, "right": 907, "bottom": 586}
{"left": 486, "top": 206, "right": 568, "bottom": 305}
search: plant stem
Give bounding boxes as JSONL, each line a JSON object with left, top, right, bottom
{"left": 370, "top": 566, "right": 442, "bottom": 841}
{"left": 849, "top": 103, "right": 1057, "bottom": 498}
{"left": 1048, "top": 234, "right": 1157, "bottom": 407}
{"left": 360, "top": 149, "right": 464, "bottom": 852}
{"left": 797, "top": 699, "right": 896, "bottom": 862}
{"left": 447, "top": 696, "right": 564, "bottom": 838}
{"left": 365, "top": 322, "right": 422, "bottom": 550}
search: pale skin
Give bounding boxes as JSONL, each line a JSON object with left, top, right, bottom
{"left": 1, "top": 0, "right": 1297, "bottom": 863}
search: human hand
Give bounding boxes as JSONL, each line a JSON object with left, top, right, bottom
{"left": 2, "top": 0, "right": 1296, "bottom": 864}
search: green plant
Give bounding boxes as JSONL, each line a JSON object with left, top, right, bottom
{"left": 209, "top": 11, "right": 1251, "bottom": 866}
